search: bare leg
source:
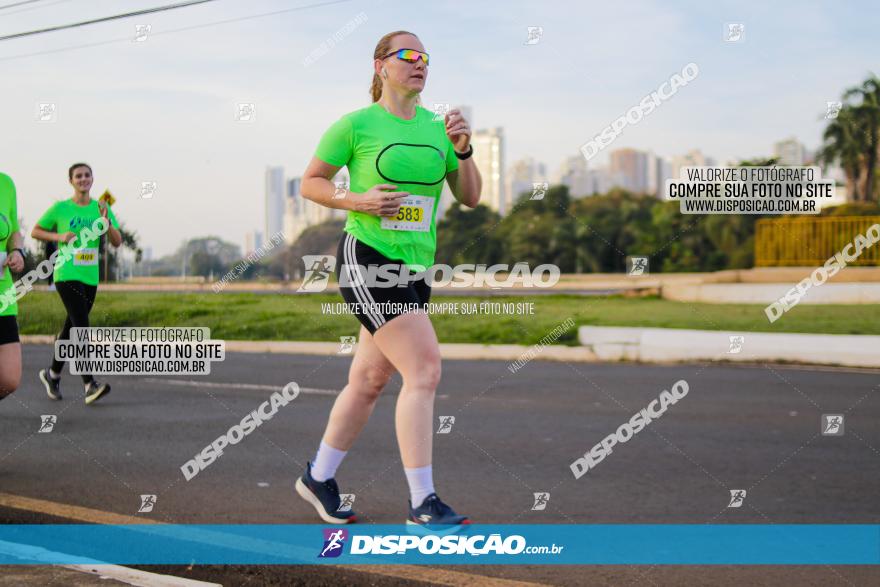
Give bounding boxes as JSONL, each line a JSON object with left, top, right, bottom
{"left": 372, "top": 312, "right": 441, "bottom": 469}
{"left": 320, "top": 325, "right": 396, "bottom": 451}
{"left": 0, "top": 342, "right": 22, "bottom": 400}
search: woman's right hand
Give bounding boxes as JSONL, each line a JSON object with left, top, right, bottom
{"left": 355, "top": 184, "right": 409, "bottom": 217}
{"left": 58, "top": 231, "right": 76, "bottom": 244}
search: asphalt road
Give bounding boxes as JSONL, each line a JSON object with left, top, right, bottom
{"left": 1, "top": 344, "right": 878, "bottom": 586}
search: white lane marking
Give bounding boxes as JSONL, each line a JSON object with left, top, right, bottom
{"left": 64, "top": 564, "right": 223, "bottom": 587}
{"left": 142, "top": 378, "right": 449, "bottom": 400}
{"left": 141, "top": 378, "right": 338, "bottom": 396}
{"left": 0, "top": 539, "right": 220, "bottom": 586}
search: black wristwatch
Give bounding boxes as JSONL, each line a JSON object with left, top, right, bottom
{"left": 10, "top": 248, "right": 24, "bottom": 258}
{"left": 454, "top": 144, "right": 473, "bottom": 160}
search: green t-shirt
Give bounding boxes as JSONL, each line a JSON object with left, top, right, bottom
{"left": 37, "top": 198, "right": 120, "bottom": 286}
{"left": 0, "top": 173, "right": 20, "bottom": 317}
{"left": 314, "top": 102, "right": 460, "bottom": 269}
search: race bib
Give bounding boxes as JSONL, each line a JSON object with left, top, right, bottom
{"left": 73, "top": 248, "right": 98, "bottom": 266}
{"left": 381, "top": 195, "right": 433, "bottom": 232}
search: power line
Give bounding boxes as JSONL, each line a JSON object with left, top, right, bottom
{"left": 0, "top": 0, "right": 45, "bottom": 10}
{"left": 3, "top": 0, "right": 75, "bottom": 16}
{"left": 0, "top": 0, "right": 353, "bottom": 61}
{"left": 0, "top": 0, "right": 219, "bottom": 41}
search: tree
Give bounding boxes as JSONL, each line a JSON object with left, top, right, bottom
{"left": 435, "top": 203, "right": 503, "bottom": 266}
{"left": 272, "top": 220, "right": 345, "bottom": 280}
{"left": 818, "top": 107, "right": 865, "bottom": 201}
{"left": 495, "top": 185, "right": 577, "bottom": 271}
{"left": 101, "top": 225, "right": 143, "bottom": 282}
{"left": 819, "top": 74, "right": 880, "bottom": 203}
{"left": 844, "top": 75, "right": 880, "bottom": 202}
{"left": 569, "top": 188, "right": 653, "bottom": 273}
{"left": 189, "top": 250, "right": 225, "bottom": 278}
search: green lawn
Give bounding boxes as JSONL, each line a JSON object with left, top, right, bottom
{"left": 16, "top": 291, "right": 876, "bottom": 345}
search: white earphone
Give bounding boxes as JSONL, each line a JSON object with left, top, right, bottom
{"left": 381, "top": 67, "right": 388, "bottom": 79}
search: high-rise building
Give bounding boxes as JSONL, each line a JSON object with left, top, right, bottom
{"left": 265, "top": 166, "right": 285, "bottom": 242}
{"left": 245, "top": 230, "right": 264, "bottom": 256}
{"left": 609, "top": 148, "right": 650, "bottom": 193}
{"left": 554, "top": 155, "right": 590, "bottom": 198}
{"left": 652, "top": 155, "right": 673, "bottom": 199}
{"left": 507, "top": 157, "right": 548, "bottom": 205}
{"left": 282, "top": 178, "right": 304, "bottom": 244}
{"left": 282, "top": 172, "right": 347, "bottom": 244}
{"left": 670, "top": 149, "right": 717, "bottom": 180}
{"left": 773, "top": 137, "right": 806, "bottom": 166}
{"left": 472, "top": 127, "right": 506, "bottom": 214}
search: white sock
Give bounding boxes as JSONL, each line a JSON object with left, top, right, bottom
{"left": 310, "top": 440, "right": 347, "bottom": 482}
{"left": 49, "top": 369, "right": 61, "bottom": 380}
{"left": 405, "top": 464, "right": 435, "bottom": 507}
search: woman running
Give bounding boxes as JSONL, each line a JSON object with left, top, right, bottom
{"left": 296, "top": 31, "right": 481, "bottom": 527}
{"left": 0, "top": 172, "right": 25, "bottom": 401}
{"left": 32, "top": 163, "right": 122, "bottom": 405}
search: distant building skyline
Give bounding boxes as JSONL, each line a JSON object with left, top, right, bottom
{"left": 774, "top": 137, "right": 808, "bottom": 167}
{"left": 472, "top": 127, "right": 506, "bottom": 215}
{"left": 264, "top": 167, "right": 285, "bottom": 244}
{"left": 5, "top": 2, "right": 873, "bottom": 258}
{"left": 248, "top": 135, "right": 847, "bottom": 249}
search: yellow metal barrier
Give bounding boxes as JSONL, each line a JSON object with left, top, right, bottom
{"left": 755, "top": 216, "right": 880, "bottom": 266}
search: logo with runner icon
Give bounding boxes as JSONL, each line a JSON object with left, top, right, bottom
{"left": 627, "top": 256, "right": 649, "bottom": 276}
{"left": 38, "top": 415, "right": 57, "bottom": 433}
{"left": 436, "top": 416, "right": 455, "bottom": 434}
{"left": 727, "top": 335, "right": 745, "bottom": 354}
{"left": 821, "top": 414, "right": 844, "bottom": 436}
{"left": 532, "top": 492, "right": 550, "bottom": 511}
{"left": 138, "top": 494, "right": 157, "bottom": 513}
{"left": 338, "top": 336, "right": 356, "bottom": 354}
{"left": 337, "top": 494, "right": 356, "bottom": 512}
{"left": 727, "top": 489, "right": 746, "bottom": 508}
{"left": 298, "top": 255, "right": 336, "bottom": 292}
{"left": 319, "top": 528, "right": 348, "bottom": 558}
{"left": 530, "top": 182, "right": 548, "bottom": 200}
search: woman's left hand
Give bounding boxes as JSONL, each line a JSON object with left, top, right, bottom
{"left": 445, "top": 109, "right": 471, "bottom": 153}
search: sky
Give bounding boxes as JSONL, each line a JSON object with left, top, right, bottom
{"left": 1, "top": 0, "right": 878, "bottom": 257}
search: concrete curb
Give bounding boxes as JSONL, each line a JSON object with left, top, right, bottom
{"left": 579, "top": 326, "right": 880, "bottom": 368}
{"left": 662, "top": 282, "right": 880, "bottom": 304}
{"left": 23, "top": 329, "right": 879, "bottom": 367}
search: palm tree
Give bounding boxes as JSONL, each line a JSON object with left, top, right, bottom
{"left": 817, "top": 107, "right": 865, "bottom": 201}
{"left": 843, "top": 75, "right": 880, "bottom": 201}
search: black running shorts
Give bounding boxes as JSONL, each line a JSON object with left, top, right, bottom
{"left": 336, "top": 232, "right": 431, "bottom": 335}
{"left": 0, "top": 315, "right": 20, "bottom": 345}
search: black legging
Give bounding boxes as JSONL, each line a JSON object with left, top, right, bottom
{"left": 52, "top": 280, "right": 97, "bottom": 384}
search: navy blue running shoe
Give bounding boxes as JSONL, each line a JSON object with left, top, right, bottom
{"left": 295, "top": 461, "right": 357, "bottom": 524}
{"left": 407, "top": 493, "right": 470, "bottom": 530}
{"left": 84, "top": 380, "right": 110, "bottom": 405}
{"left": 39, "top": 369, "right": 62, "bottom": 401}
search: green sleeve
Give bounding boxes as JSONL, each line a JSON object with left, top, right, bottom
{"left": 36, "top": 202, "right": 57, "bottom": 230}
{"left": 314, "top": 116, "right": 354, "bottom": 167}
{"left": 108, "top": 205, "right": 120, "bottom": 229}
{"left": 0, "top": 174, "right": 17, "bottom": 232}
{"left": 8, "top": 178, "right": 18, "bottom": 233}
{"left": 445, "top": 136, "right": 460, "bottom": 173}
